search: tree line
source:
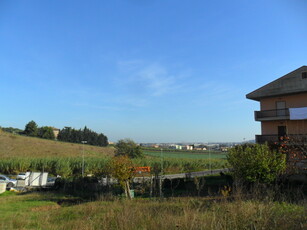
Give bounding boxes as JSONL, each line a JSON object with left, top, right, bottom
{"left": 24, "top": 120, "right": 55, "bottom": 139}
{"left": 22, "top": 120, "right": 108, "bottom": 147}
{"left": 58, "top": 126, "right": 108, "bottom": 146}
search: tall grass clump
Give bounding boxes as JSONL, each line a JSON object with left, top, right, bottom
{"left": 0, "top": 157, "right": 227, "bottom": 177}
{"left": 0, "top": 157, "right": 109, "bottom": 177}
{"left": 134, "top": 158, "right": 227, "bottom": 173}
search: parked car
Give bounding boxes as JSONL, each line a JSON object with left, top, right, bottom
{"left": 16, "top": 172, "right": 26, "bottom": 180}
{"left": 0, "top": 175, "right": 17, "bottom": 189}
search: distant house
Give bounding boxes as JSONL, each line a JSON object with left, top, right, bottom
{"left": 182, "top": 145, "right": 194, "bottom": 151}
{"left": 194, "top": 146, "right": 207, "bottom": 151}
{"left": 220, "top": 147, "right": 229, "bottom": 152}
{"left": 194, "top": 144, "right": 207, "bottom": 151}
{"left": 169, "top": 144, "right": 182, "bottom": 150}
{"left": 52, "top": 128, "right": 60, "bottom": 139}
{"left": 246, "top": 66, "right": 307, "bottom": 144}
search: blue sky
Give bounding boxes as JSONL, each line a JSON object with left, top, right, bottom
{"left": 0, "top": 0, "right": 306, "bottom": 143}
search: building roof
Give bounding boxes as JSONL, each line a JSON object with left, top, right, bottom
{"left": 246, "top": 66, "right": 307, "bottom": 101}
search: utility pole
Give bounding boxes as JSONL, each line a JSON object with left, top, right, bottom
{"left": 81, "top": 141, "right": 87, "bottom": 177}
{"left": 160, "top": 148, "right": 163, "bottom": 197}
{"left": 160, "top": 148, "right": 163, "bottom": 174}
{"left": 208, "top": 143, "right": 211, "bottom": 172}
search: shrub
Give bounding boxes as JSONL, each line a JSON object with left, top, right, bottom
{"left": 227, "top": 144, "right": 286, "bottom": 183}
{"left": 115, "top": 139, "right": 144, "bottom": 158}
{"left": 106, "top": 156, "right": 135, "bottom": 199}
{"left": 38, "top": 126, "right": 55, "bottom": 139}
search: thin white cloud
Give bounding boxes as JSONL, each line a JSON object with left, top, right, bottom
{"left": 73, "top": 102, "right": 124, "bottom": 111}
{"left": 120, "top": 97, "right": 148, "bottom": 107}
{"left": 192, "top": 83, "right": 229, "bottom": 101}
{"left": 137, "top": 64, "right": 177, "bottom": 96}
{"left": 117, "top": 60, "right": 185, "bottom": 99}
{"left": 117, "top": 59, "right": 144, "bottom": 72}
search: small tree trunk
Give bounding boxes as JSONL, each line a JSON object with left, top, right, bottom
{"left": 150, "top": 176, "right": 153, "bottom": 198}
{"left": 159, "top": 177, "right": 163, "bottom": 198}
{"left": 125, "top": 180, "right": 132, "bottom": 200}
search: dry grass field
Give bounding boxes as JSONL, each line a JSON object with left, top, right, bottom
{"left": 0, "top": 129, "right": 115, "bottom": 159}
{"left": 0, "top": 191, "right": 306, "bottom": 230}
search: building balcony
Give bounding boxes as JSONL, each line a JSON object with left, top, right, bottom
{"left": 256, "top": 134, "right": 307, "bottom": 144}
{"left": 254, "top": 109, "right": 289, "bottom": 121}
{"left": 256, "top": 135, "right": 279, "bottom": 144}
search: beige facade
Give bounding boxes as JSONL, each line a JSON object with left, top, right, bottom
{"left": 246, "top": 66, "right": 307, "bottom": 143}
{"left": 52, "top": 128, "right": 60, "bottom": 139}
{"left": 260, "top": 92, "right": 307, "bottom": 111}
{"left": 261, "top": 120, "right": 307, "bottom": 136}
{"left": 260, "top": 93, "right": 307, "bottom": 137}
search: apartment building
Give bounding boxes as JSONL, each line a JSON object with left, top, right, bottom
{"left": 246, "top": 66, "right": 307, "bottom": 144}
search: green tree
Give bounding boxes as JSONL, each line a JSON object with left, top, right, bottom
{"left": 24, "top": 120, "right": 38, "bottom": 137}
{"left": 57, "top": 126, "right": 108, "bottom": 147}
{"left": 107, "top": 156, "right": 134, "bottom": 199}
{"left": 115, "top": 139, "right": 144, "bottom": 158}
{"left": 227, "top": 144, "right": 286, "bottom": 183}
{"left": 38, "top": 126, "right": 55, "bottom": 139}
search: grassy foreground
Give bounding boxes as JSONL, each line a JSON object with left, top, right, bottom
{"left": 0, "top": 191, "right": 306, "bottom": 230}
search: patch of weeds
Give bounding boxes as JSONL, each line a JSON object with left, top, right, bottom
{"left": 272, "top": 201, "right": 305, "bottom": 216}
{"left": 57, "top": 198, "right": 85, "bottom": 206}
{"left": 188, "top": 198, "right": 214, "bottom": 211}
{"left": 0, "top": 191, "right": 17, "bottom": 197}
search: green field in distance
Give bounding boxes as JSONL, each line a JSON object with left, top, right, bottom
{"left": 144, "top": 150, "right": 227, "bottom": 160}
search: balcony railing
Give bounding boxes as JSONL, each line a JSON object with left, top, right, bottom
{"left": 256, "top": 134, "right": 307, "bottom": 144}
{"left": 256, "top": 135, "right": 280, "bottom": 144}
{"left": 255, "top": 108, "right": 289, "bottom": 121}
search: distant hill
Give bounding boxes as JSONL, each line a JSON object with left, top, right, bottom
{"left": 0, "top": 129, "right": 114, "bottom": 159}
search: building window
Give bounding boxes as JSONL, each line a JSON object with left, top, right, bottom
{"left": 276, "top": 101, "right": 286, "bottom": 116}
{"left": 302, "top": 72, "right": 307, "bottom": 79}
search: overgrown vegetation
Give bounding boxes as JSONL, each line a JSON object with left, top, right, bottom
{"left": 0, "top": 190, "right": 305, "bottom": 230}
{"left": 272, "top": 136, "right": 307, "bottom": 174}
{"left": 0, "top": 157, "right": 227, "bottom": 176}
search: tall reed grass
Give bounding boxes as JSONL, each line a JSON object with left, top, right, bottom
{"left": 0, "top": 157, "right": 227, "bottom": 177}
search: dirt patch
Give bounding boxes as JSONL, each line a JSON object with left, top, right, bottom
{"left": 31, "top": 204, "right": 60, "bottom": 211}
{"left": 57, "top": 198, "right": 85, "bottom": 206}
